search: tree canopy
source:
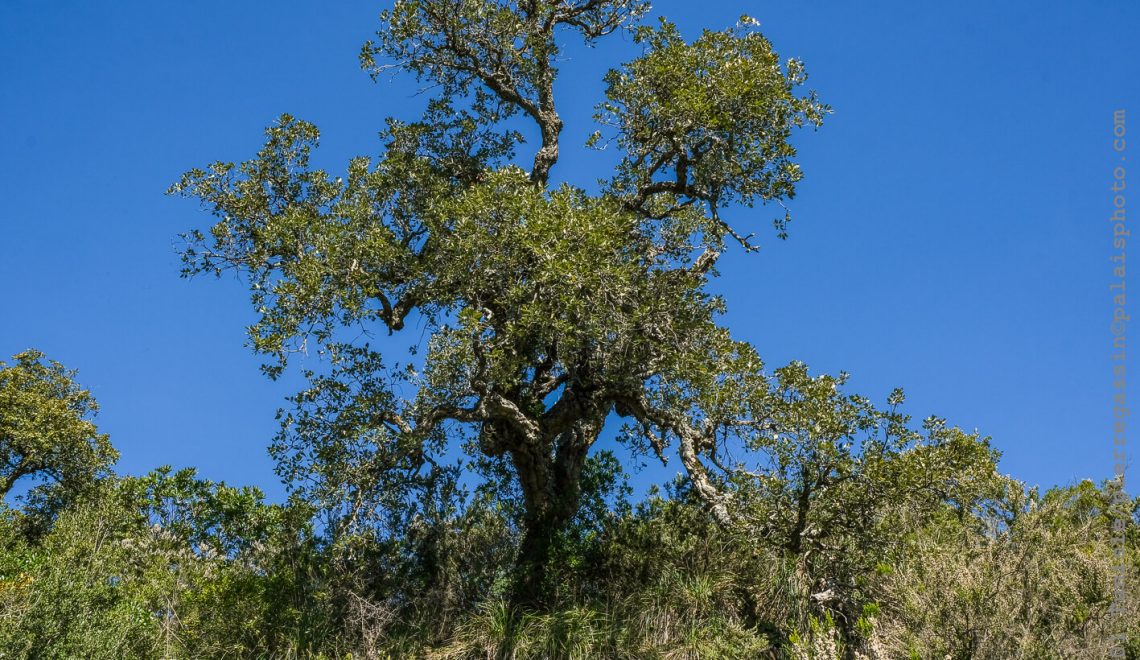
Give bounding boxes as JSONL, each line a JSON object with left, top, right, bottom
{"left": 0, "top": 350, "right": 116, "bottom": 512}
{"left": 171, "top": 0, "right": 829, "bottom": 601}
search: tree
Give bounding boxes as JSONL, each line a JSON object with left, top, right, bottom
{"left": 0, "top": 350, "right": 117, "bottom": 508}
{"left": 171, "top": 0, "right": 828, "bottom": 605}
{"left": 726, "top": 364, "right": 1002, "bottom": 653}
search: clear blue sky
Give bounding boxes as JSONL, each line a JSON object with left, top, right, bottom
{"left": 2, "top": 1, "right": 1137, "bottom": 500}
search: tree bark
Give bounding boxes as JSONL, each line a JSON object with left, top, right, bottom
{"left": 506, "top": 416, "right": 600, "bottom": 610}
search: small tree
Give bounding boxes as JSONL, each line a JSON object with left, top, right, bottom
{"left": 729, "top": 364, "right": 1002, "bottom": 653}
{"left": 0, "top": 350, "right": 116, "bottom": 508}
{"left": 172, "top": 0, "right": 826, "bottom": 604}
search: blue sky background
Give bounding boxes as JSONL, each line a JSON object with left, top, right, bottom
{"left": 2, "top": 0, "right": 1138, "bottom": 501}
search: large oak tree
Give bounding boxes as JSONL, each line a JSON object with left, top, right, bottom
{"left": 172, "top": 0, "right": 828, "bottom": 602}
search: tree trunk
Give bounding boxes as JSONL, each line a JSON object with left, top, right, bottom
{"left": 511, "top": 510, "right": 566, "bottom": 607}
{"left": 506, "top": 420, "right": 598, "bottom": 611}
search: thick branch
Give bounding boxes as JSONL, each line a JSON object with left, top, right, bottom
{"left": 614, "top": 393, "right": 732, "bottom": 526}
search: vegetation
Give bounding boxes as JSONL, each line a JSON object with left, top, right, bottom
{"left": 2, "top": 1, "right": 1138, "bottom": 657}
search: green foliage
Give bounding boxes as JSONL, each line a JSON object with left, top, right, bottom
{"left": 0, "top": 350, "right": 117, "bottom": 518}
{"left": 2, "top": 450, "right": 1138, "bottom": 658}
{"left": 0, "top": 471, "right": 326, "bottom": 659}
{"left": 877, "top": 479, "right": 1140, "bottom": 659}
{"left": 597, "top": 16, "right": 828, "bottom": 237}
